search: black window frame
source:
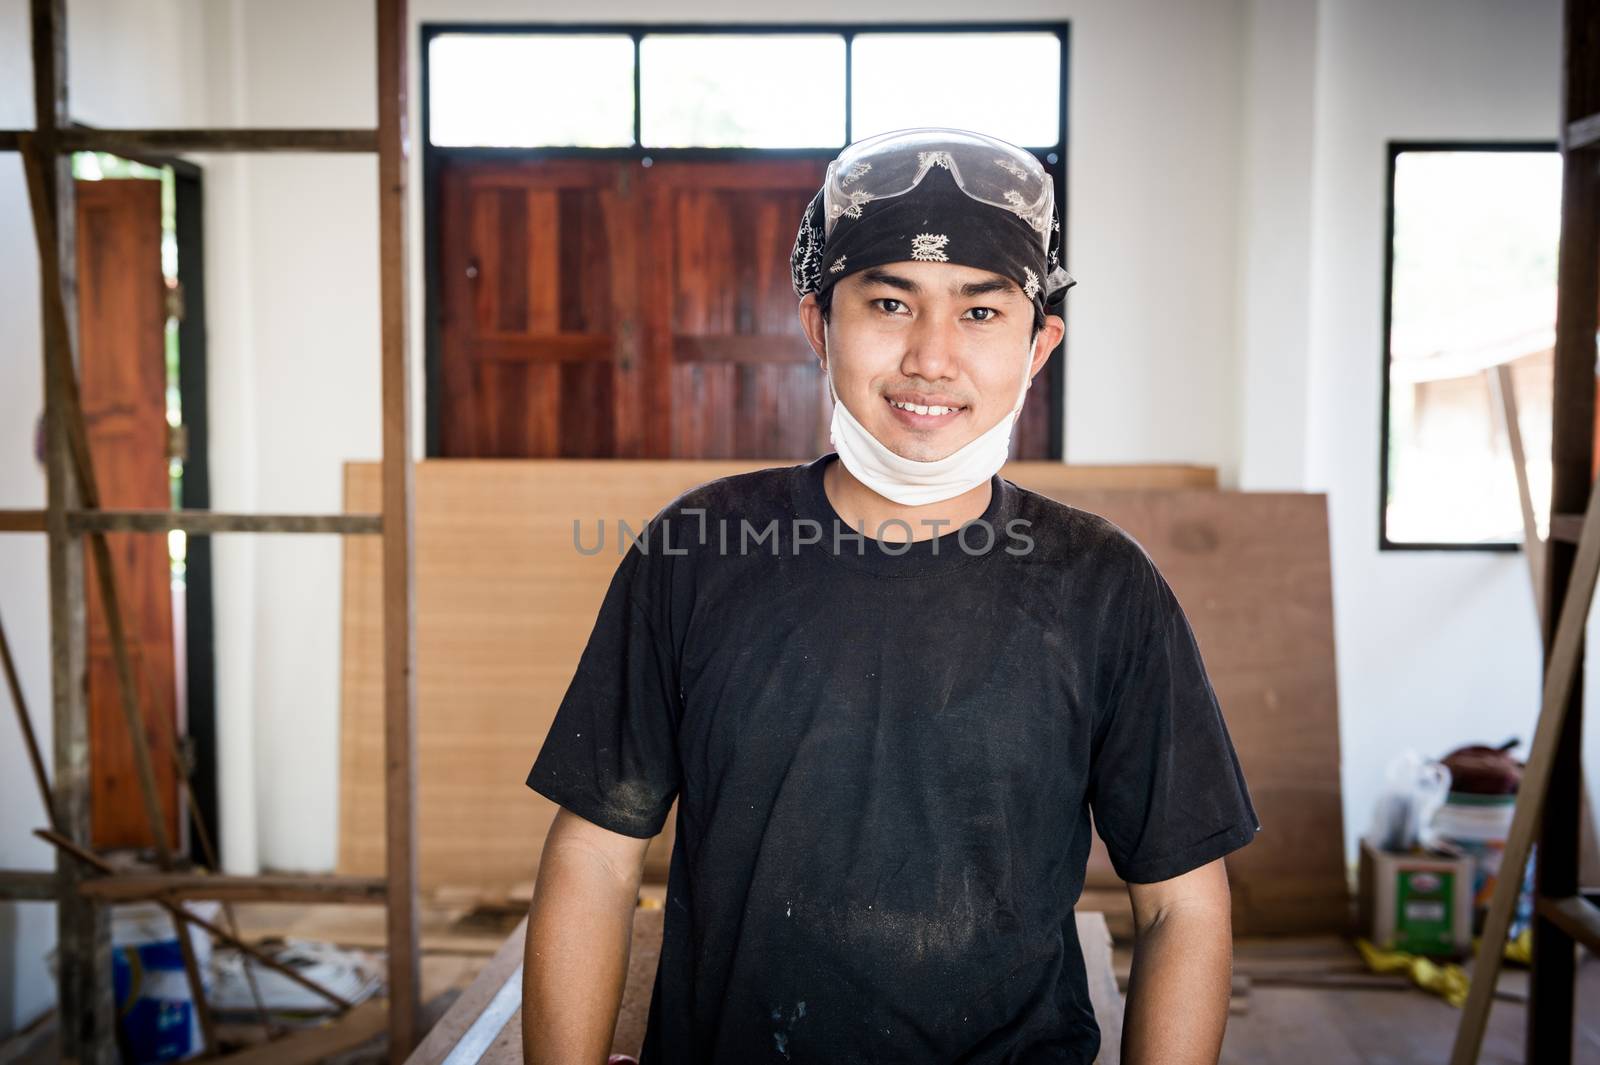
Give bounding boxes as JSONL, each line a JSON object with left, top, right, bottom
{"left": 1378, "top": 138, "right": 1560, "bottom": 553}
{"left": 419, "top": 20, "right": 1072, "bottom": 460}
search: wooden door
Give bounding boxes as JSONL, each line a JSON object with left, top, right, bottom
{"left": 77, "top": 178, "right": 181, "bottom": 849}
{"left": 435, "top": 156, "right": 1057, "bottom": 459}
{"left": 437, "top": 159, "right": 639, "bottom": 457}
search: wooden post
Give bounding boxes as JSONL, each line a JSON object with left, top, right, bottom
{"left": 31, "top": 2, "right": 115, "bottom": 1061}
{"left": 377, "top": 0, "right": 421, "bottom": 1058}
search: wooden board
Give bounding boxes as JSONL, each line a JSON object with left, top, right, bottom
{"left": 405, "top": 910, "right": 1123, "bottom": 1064}
{"left": 339, "top": 460, "right": 1345, "bottom": 935}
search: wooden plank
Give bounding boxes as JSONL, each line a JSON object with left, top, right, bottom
{"left": 28, "top": 2, "right": 114, "bottom": 1058}
{"left": 68, "top": 509, "right": 382, "bottom": 534}
{"left": 0, "top": 126, "right": 380, "bottom": 153}
{"left": 1534, "top": 894, "right": 1600, "bottom": 951}
{"left": 0, "top": 510, "right": 47, "bottom": 532}
{"left": 1, "top": 606, "right": 59, "bottom": 830}
{"left": 1566, "top": 110, "right": 1600, "bottom": 151}
{"left": 1448, "top": 464, "right": 1600, "bottom": 1063}
{"left": 77, "top": 873, "right": 387, "bottom": 905}
{"left": 378, "top": 0, "right": 421, "bottom": 1059}
{"left": 337, "top": 461, "right": 1341, "bottom": 936}
{"left": 0, "top": 870, "right": 58, "bottom": 899}
{"left": 212, "top": 1002, "right": 388, "bottom": 1065}
{"left": 1490, "top": 365, "right": 1546, "bottom": 630}
{"left": 36, "top": 830, "right": 355, "bottom": 1012}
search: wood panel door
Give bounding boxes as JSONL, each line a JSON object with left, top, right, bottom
{"left": 437, "top": 159, "right": 639, "bottom": 457}
{"left": 434, "top": 157, "right": 1057, "bottom": 460}
{"left": 76, "top": 177, "right": 180, "bottom": 849}
{"left": 642, "top": 160, "right": 830, "bottom": 458}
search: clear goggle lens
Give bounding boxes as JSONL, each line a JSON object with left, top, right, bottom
{"left": 822, "top": 127, "right": 1055, "bottom": 250}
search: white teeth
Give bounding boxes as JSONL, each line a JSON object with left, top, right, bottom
{"left": 888, "top": 399, "right": 960, "bottom": 416}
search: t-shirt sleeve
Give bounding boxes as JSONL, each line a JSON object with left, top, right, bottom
{"left": 525, "top": 538, "right": 683, "bottom": 839}
{"left": 1086, "top": 542, "right": 1261, "bottom": 885}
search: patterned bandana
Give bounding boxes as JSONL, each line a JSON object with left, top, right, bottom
{"left": 790, "top": 162, "right": 1074, "bottom": 317}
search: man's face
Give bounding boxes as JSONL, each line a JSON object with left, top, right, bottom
{"left": 800, "top": 261, "right": 1065, "bottom": 463}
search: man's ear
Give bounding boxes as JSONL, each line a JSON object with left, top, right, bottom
{"left": 1028, "top": 313, "right": 1065, "bottom": 378}
{"left": 798, "top": 292, "right": 828, "bottom": 373}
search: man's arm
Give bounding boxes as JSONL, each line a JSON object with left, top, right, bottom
{"left": 1119, "top": 857, "right": 1234, "bottom": 1065}
{"left": 522, "top": 807, "right": 652, "bottom": 1065}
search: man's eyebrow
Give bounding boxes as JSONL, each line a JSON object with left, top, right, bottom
{"left": 858, "top": 267, "right": 920, "bottom": 293}
{"left": 855, "top": 268, "right": 1019, "bottom": 299}
{"left": 956, "top": 276, "right": 1018, "bottom": 298}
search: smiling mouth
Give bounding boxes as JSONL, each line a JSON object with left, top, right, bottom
{"left": 884, "top": 395, "right": 967, "bottom": 418}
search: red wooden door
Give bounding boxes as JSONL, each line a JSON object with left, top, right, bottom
{"left": 437, "top": 159, "right": 640, "bottom": 457}
{"left": 435, "top": 157, "right": 1056, "bottom": 460}
{"left": 77, "top": 178, "right": 181, "bottom": 849}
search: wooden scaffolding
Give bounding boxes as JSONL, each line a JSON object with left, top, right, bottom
{"left": 0, "top": 1, "right": 421, "bottom": 1061}
{"left": 1450, "top": 0, "right": 1600, "bottom": 1061}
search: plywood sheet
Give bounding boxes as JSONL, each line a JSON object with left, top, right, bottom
{"left": 340, "top": 460, "right": 1343, "bottom": 934}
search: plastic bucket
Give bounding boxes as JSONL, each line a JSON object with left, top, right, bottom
{"left": 111, "top": 902, "right": 217, "bottom": 1063}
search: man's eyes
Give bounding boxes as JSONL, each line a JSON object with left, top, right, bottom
{"left": 869, "top": 298, "right": 1000, "bottom": 322}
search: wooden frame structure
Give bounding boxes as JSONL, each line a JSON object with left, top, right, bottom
{"left": 0, "top": 1, "right": 420, "bottom": 1061}
{"left": 1449, "top": 0, "right": 1600, "bottom": 1060}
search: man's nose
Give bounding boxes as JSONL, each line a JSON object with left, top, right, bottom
{"left": 899, "top": 314, "right": 960, "bottom": 380}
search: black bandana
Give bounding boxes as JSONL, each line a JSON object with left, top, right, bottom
{"left": 790, "top": 164, "right": 1073, "bottom": 317}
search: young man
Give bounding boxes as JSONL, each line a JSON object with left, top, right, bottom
{"left": 522, "top": 128, "right": 1260, "bottom": 1065}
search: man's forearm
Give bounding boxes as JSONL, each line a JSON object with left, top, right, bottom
{"left": 1120, "top": 904, "right": 1233, "bottom": 1065}
{"left": 522, "top": 837, "right": 641, "bottom": 1065}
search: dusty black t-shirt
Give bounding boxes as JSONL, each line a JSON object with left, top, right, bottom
{"left": 526, "top": 453, "right": 1260, "bottom": 1064}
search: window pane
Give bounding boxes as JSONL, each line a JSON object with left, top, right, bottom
{"left": 1385, "top": 151, "right": 1561, "bottom": 546}
{"left": 851, "top": 34, "right": 1060, "bottom": 147}
{"left": 640, "top": 35, "right": 845, "bottom": 148}
{"left": 428, "top": 34, "right": 635, "bottom": 147}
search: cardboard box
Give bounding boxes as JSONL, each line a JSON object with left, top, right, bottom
{"left": 1358, "top": 837, "right": 1474, "bottom": 957}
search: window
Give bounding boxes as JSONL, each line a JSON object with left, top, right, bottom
{"left": 424, "top": 26, "right": 1066, "bottom": 151}
{"left": 427, "top": 34, "right": 636, "bottom": 147}
{"left": 640, "top": 35, "right": 846, "bottom": 148}
{"left": 851, "top": 33, "right": 1060, "bottom": 147}
{"left": 1381, "top": 145, "right": 1561, "bottom": 549}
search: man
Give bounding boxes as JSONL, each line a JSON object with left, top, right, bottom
{"left": 522, "top": 127, "right": 1260, "bottom": 1065}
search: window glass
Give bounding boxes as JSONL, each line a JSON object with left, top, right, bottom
{"left": 851, "top": 33, "right": 1060, "bottom": 147}
{"left": 428, "top": 34, "right": 635, "bottom": 147}
{"left": 1384, "top": 150, "right": 1561, "bottom": 546}
{"left": 640, "top": 34, "right": 846, "bottom": 148}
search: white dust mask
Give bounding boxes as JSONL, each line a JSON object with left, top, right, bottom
{"left": 827, "top": 357, "right": 1032, "bottom": 508}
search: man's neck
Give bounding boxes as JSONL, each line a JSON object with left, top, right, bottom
{"left": 822, "top": 455, "right": 993, "bottom": 544}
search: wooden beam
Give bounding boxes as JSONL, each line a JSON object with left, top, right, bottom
{"left": 212, "top": 1002, "right": 389, "bottom": 1065}
{"left": 1, "top": 606, "right": 59, "bottom": 831}
{"left": 1447, "top": 465, "right": 1600, "bottom": 1063}
{"left": 1490, "top": 365, "right": 1547, "bottom": 633}
{"left": 0, "top": 870, "right": 58, "bottom": 900}
{"left": 29, "top": 3, "right": 115, "bottom": 1060}
{"left": 1567, "top": 111, "right": 1600, "bottom": 151}
{"left": 68, "top": 510, "right": 382, "bottom": 535}
{"left": 0, "top": 127, "right": 379, "bottom": 153}
{"left": 35, "top": 830, "right": 355, "bottom": 1012}
{"left": 377, "top": 0, "right": 421, "bottom": 1059}
{"left": 77, "top": 872, "right": 387, "bottom": 905}
{"left": 1534, "top": 894, "right": 1600, "bottom": 952}
{"left": 0, "top": 510, "right": 47, "bottom": 532}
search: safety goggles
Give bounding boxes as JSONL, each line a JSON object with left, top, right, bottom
{"left": 821, "top": 127, "right": 1057, "bottom": 251}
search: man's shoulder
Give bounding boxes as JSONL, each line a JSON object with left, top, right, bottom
{"left": 1003, "top": 479, "right": 1154, "bottom": 571}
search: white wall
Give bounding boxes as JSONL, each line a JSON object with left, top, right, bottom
{"left": 1288, "top": 0, "right": 1577, "bottom": 865}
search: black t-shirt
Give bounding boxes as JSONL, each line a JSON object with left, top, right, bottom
{"left": 526, "top": 453, "right": 1260, "bottom": 1064}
